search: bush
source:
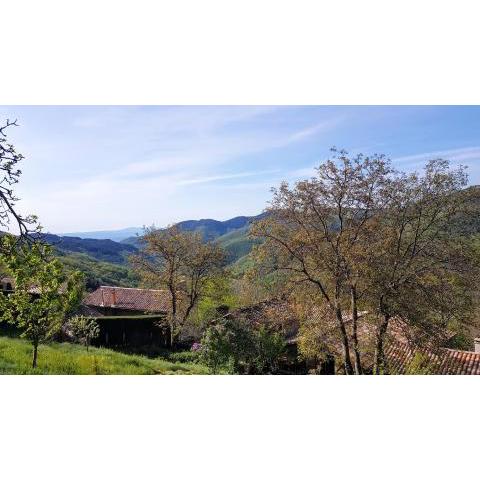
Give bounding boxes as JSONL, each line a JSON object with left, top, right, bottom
{"left": 198, "top": 324, "right": 235, "bottom": 374}
{"left": 198, "top": 317, "right": 285, "bottom": 374}
{"left": 168, "top": 350, "right": 200, "bottom": 364}
{"left": 253, "top": 326, "right": 285, "bottom": 374}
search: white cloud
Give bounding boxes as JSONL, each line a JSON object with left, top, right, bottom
{"left": 394, "top": 146, "right": 480, "bottom": 166}
{"left": 8, "top": 107, "right": 349, "bottom": 230}
{"left": 287, "top": 117, "right": 346, "bottom": 143}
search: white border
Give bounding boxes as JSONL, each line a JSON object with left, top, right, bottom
{"left": 1, "top": 0, "right": 480, "bottom": 105}
{"left": 1, "top": 1, "right": 479, "bottom": 478}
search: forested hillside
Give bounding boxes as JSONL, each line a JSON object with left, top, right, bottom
{"left": 38, "top": 215, "right": 265, "bottom": 290}
{"left": 57, "top": 252, "right": 140, "bottom": 290}
{"left": 41, "top": 233, "right": 137, "bottom": 264}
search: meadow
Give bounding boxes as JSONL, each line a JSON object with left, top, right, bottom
{"left": 0, "top": 336, "right": 209, "bottom": 375}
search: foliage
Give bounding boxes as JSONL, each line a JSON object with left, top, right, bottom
{"left": 362, "top": 159, "right": 477, "bottom": 373}
{"left": 193, "top": 274, "right": 238, "bottom": 325}
{"left": 68, "top": 315, "right": 100, "bottom": 350}
{"left": 0, "top": 336, "right": 209, "bottom": 375}
{"left": 59, "top": 252, "right": 140, "bottom": 290}
{"left": 0, "top": 236, "right": 84, "bottom": 367}
{"left": 167, "top": 350, "right": 200, "bottom": 364}
{"left": 251, "top": 148, "right": 393, "bottom": 374}
{"left": 198, "top": 316, "right": 285, "bottom": 374}
{"left": 404, "top": 353, "right": 435, "bottom": 375}
{"left": 253, "top": 325, "right": 285, "bottom": 373}
{"left": 251, "top": 149, "right": 478, "bottom": 375}
{"left": 131, "top": 225, "right": 226, "bottom": 347}
{"left": 216, "top": 225, "right": 261, "bottom": 264}
{"left": 198, "top": 324, "right": 235, "bottom": 374}
{"left": 297, "top": 301, "right": 337, "bottom": 364}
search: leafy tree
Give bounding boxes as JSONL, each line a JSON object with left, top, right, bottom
{"left": 253, "top": 326, "right": 285, "bottom": 374}
{"left": 251, "top": 149, "right": 392, "bottom": 374}
{"left": 199, "top": 316, "right": 285, "bottom": 374}
{"left": 131, "top": 226, "right": 226, "bottom": 347}
{"left": 251, "top": 150, "right": 477, "bottom": 374}
{"left": 68, "top": 315, "right": 100, "bottom": 350}
{"left": 0, "top": 236, "right": 84, "bottom": 368}
{"left": 361, "top": 159, "right": 477, "bottom": 373}
{"left": 198, "top": 324, "right": 234, "bottom": 374}
{"left": 194, "top": 274, "right": 237, "bottom": 325}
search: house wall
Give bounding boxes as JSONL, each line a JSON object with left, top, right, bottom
{"left": 94, "top": 317, "right": 170, "bottom": 348}
{"left": 87, "top": 307, "right": 170, "bottom": 348}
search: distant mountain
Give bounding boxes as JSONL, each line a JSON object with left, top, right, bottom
{"left": 47, "top": 213, "right": 266, "bottom": 268}
{"left": 121, "top": 214, "right": 265, "bottom": 257}
{"left": 41, "top": 233, "right": 138, "bottom": 264}
{"left": 215, "top": 224, "right": 262, "bottom": 264}
{"left": 176, "top": 215, "right": 260, "bottom": 240}
{"left": 60, "top": 227, "right": 144, "bottom": 242}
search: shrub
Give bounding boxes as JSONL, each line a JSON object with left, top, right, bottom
{"left": 198, "top": 317, "right": 285, "bottom": 374}
{"left": 68, "top": 315, "right": 100, "bottom": 350}
{"left": 168, "top": 350, "right": 200, "bottom": 364}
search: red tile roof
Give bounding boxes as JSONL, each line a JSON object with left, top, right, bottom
{"left": 223, "top": 298, "right": 480, "bottom": 374}
{"left": 385, "top": 342, "right": 480, "bottom": 375}
{"left": 84, "top": 286, "right": 170, "bottom": 314}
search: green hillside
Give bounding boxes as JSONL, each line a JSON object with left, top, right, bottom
{"left": 0, "top": 336, "right": 208, "bottom": 374}
{"left": 215, "top": 225, "right": 261, "bottom": 264}
{"left": 42, "top": 233, "right": 137, "bottom": 264}
{"left": 58, "top": 252, "right": 140, "bottom": 290}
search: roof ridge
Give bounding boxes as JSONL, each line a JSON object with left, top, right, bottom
{"left": 99, "top": 286, "right": 166, "bottom": 293}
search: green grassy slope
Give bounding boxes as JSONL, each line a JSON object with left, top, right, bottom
{"left": 0, "top": 336, "right": 208, "bottom": 375}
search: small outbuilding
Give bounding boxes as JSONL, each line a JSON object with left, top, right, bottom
{"left": 82, "top": 286, "right": 171, "bottom": 348}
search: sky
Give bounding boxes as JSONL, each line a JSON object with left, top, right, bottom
{"left": 0, "top": 105, "right": 479, "bottom": 233}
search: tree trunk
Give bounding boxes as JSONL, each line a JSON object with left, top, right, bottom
{"left": 32, "top": 341, "right": 38, "bottom": 369}
{"left": 334, "top": 303, "right": 354, "bottom": 375}
{"left": 373, "top": 314, "right": 390, "bottom": 375}
{"left": 169, "top": 319, "right": 177, "bottom": 350}
{"left": 350, "top": 285, "right": 363, "bottom": 375}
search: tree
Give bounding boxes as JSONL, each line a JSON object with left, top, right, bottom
{"left": 0, "top": 120, "right": 39, "bottom": 241}
{"left": 0, "top": 236, "right": 84, "bottom": 368}
{"left": 131, "top": 226, "right": 226, "bottom": 348}
{"left": 251, "top": 149, "right": 392, "bottom": 374}
{"left": 361, "top": 160, "right": 477, "bottom": 373}
{"left": 68, "top": 315, "right": 100, "bottom": 350}
{"left": 199, "top": 316, "right": 285, "bottom": 374}
{"left": 251, "top": 150, "right": 477, "bottom": 375}
{"left": 253, "top": 326, "right": 285, "bottom": 374}
{"left": 198, "top": 323, "right": 234, "bottom": 374}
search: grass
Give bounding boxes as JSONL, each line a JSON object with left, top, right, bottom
{"left": 0, "top": 336, "right": 210, "bottom": 375}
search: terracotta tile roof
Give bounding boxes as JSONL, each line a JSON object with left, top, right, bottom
{"left": 224, "top": 297, "right": 299, "bottom": 341}
{"left": 225, "top": 297, "right": 480, "bottom": 374}
{"left": 385, "top": 342, "right": 480, "bottom": 375}
{"left": 84, "top": 286, "right": 170, "bottom": 314}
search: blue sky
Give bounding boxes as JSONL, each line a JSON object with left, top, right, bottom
{"left": 0, "top": 106, "right": 479, "bottom": 233}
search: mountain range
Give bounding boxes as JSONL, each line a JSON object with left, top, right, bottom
{"left": 61, "top": 214, "right": 264, "bottom": 244}
{"left": 48, "top": 214, "right": 264, "bottom": 267}
{"left": 61, "top": 227, "right": 145, "bottom": 243}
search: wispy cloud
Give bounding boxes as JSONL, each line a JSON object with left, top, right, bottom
{"left": 176, "top": 170, "right": 279, "bottom": 186}
{"left": 287, "top": 117, "right": 346, "bottom": 143}
{"left": 5, "top": 105, "right": 479, "bottom": 232}
{"left": 394, "top": 146, "right": 480, "bottom": 166}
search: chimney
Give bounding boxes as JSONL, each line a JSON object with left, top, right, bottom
{"left": 475, "top": 338, "right": 480, "bottom": 354}
{"left": 111, "top": 288, "right": 117, "bottom": 307}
